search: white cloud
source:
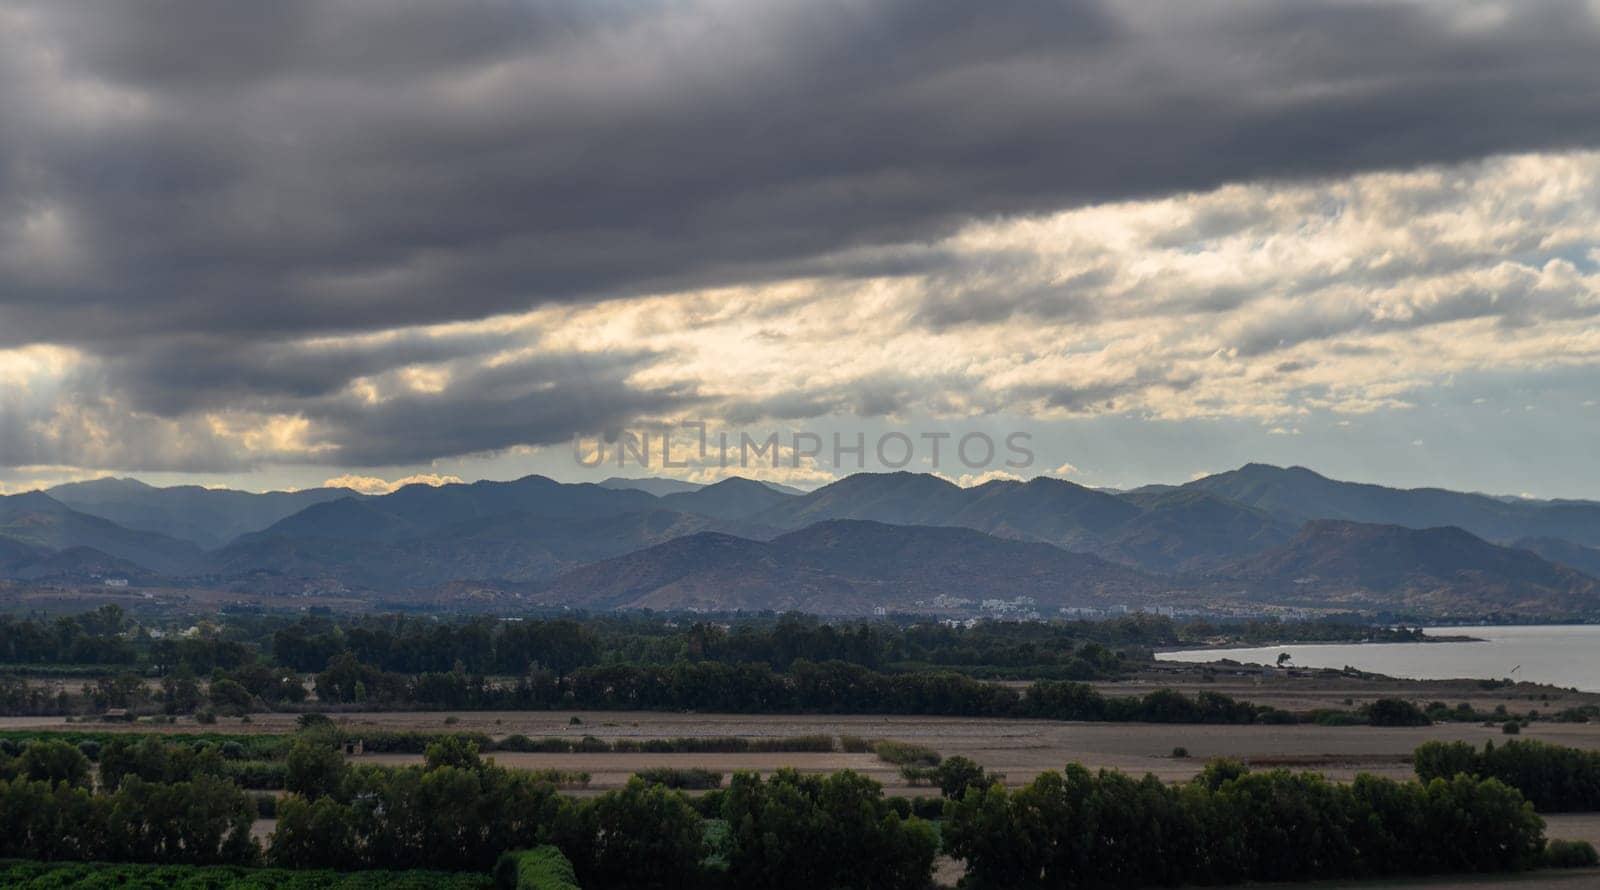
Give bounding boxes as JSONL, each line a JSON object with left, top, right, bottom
{"left": 321, "top": 473, "right": 465, "bottom": 495}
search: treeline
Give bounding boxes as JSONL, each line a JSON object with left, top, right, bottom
{"left": 273, "top": 611, "right": 1160, "bottom": 677}
{"left": 3, "top": 606, "right": 1160, "bottom": 679}
{"left": 1416, "top": 739, "right": 1600, "bottom": 812}
{"left": 271, "top": 739, "right": 940, "bottom": 890}
{"left": 0, "top": 726, "right": 842, "bottom": 764}
{"left": 945, "top": 761, "right": 1550, "bottom": 888}
{"left": 0, "top": 606, "right": 137, "bottom": 665}
{"left": 308, "top": 657, "right": 1280, "bottom": 724}
{"left": 0, "top": 729, "right": 1581, "bottom": 890}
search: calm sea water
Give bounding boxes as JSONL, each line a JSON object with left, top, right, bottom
{"left": 1156, "top": 625, "right": 1600, "bottom": 692}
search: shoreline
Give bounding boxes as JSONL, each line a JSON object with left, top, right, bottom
{"left": 1155, "top": 633, "right": 1485, "bottom": 654}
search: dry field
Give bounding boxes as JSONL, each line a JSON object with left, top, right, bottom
{"left": 325, "top": 710, "right": 1600, "bottom": 790}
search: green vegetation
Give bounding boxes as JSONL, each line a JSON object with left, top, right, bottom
{"left": 871, "top": 739, "right": 942, "bottom": 767}
{"left": 1545, "top": 839, "right": 1600, "bottom": 869}
{"left": 0, "top": 726, "right": 1580, "bottom": 890}
{"left": 634, "top": 767, "right": 723, "bottom": 790}
{"left": 0, "top": 861, "right": 492, "bottom": 889}
{"left": 494, "top": 847, "right": 580, "bottom": 890}
{"left": 1415, "top": 739, "right": 1600, "bottom": 812}
{"left": 944, "top": 761, "right": 1548, "bottom": 888}
{"left": 1366, "top": 698, "right": 1432, "bottom": 726}
{"left": 0, "top": 608, "right": 1440, "bottom": 730}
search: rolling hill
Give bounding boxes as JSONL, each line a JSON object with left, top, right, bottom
{"left": 541, "top": 519, "right": 1160, "bottom": 614}
{"left": 1220, "top": 520, "right": 1600, "bottom": 614}
{"left": 0, "top": 492, "right": 203, "bottom": 576}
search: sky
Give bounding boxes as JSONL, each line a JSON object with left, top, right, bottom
{"left": 3, "top": 0, "right": 1600, "bottom": 497}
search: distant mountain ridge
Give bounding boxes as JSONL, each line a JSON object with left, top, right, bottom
{"left": 47, "top": 478, "right": 354, "bottom": 548}
{"left": 1184, "top": 464, "right": 1600, "bottom": 547}
{"left": 5, "top": 465, "right": 1600, "bottom": 617}
{"left": 750, "top": 471, "right": 1291, "bottom": 570}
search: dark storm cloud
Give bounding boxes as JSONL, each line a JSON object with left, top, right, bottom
{"left": 6, "top": 0, "right": 1600, "bottom": 347}
{"left": 3, "top": 0, "right": 1600, "bottom": 469}
{"left": 289, "top": 350, "right": 702, "bottom": 466}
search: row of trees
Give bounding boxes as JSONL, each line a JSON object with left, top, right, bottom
{"left": 307, "top": 656, "right": 1273, "bottom": 724}
{"left": 5, "top": 607, "right": 1151, "bottom": 680}
{"left": 944, "top": 761, "right": 1548, "bottom": 888}
{"left": 0, "top": 772, "right": 257, "bottom": 865}
{"left": 0, "top": 730, "right": 1576, "bottom": 890}
{"left": 269, "top": 739, "right": 939, "bottom": 890}
{"left": 1415, "top": 739, "right": 1600, "bottom": 812}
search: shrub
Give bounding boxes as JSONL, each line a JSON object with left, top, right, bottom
{"left": 1545, "top": 839, "right": 1600, "bottom": 869}
{"left": 1367, "top": 698, "right": 1431, "bottom": 727}
{"left": 1503, "top": 720, "right": 1522, "bottom": 735}
{"left": 635, "top": 766, "right": 723, "bottom": 790}
{"left": 1172, "top": 746, "right": 1189, "bottom": 758}
{"left": 495, "top": 846, "right": 581, "bottom": 890}
{"left": 872, "top": 740, "right": 942, "bottom": 767}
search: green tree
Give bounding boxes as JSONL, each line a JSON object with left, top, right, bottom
{"left": 721, "top": 769, "right": 937, "bottom": 890}
{"left": 285, "top": 739, "right": 347, "bottom": 802}
{"left": 560, "top": 779, "right": 706, "bottom": 890}
{"left": 18, "top": 740, "right": 91, "bottom": 790}
{"left": 161, "top": 665, "right": 202, "bottom": 715}
{"left": 425, "top": 735, "right": 483, "bottom": 772}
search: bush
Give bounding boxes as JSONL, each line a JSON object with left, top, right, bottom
{"left": 1309, "top": 709, "right": 1367, "bottom": 727}
{"left": 1545, "top": 839, "right": 1600, "bottom": 869}
{"left": 872, "top": 740, "right": 942, "bottom": 767}
{"left": 495, "top": 846, "right": 581, "bottom": 890}
{"left": 1503, "top": 720, "right": 1523, "bottom": 735}
{"left": 1172, "top": 746, "right": 1189, "bottom": 759}
{"left": 635, "top": 766, "right": 723, "bottom": 790}
{"left": 1367, "top": 698, "right": 1432, "bottom": 727}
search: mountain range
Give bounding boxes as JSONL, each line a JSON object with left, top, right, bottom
{"left": 3, "top": 464, "right": 1600, "bottom": 616}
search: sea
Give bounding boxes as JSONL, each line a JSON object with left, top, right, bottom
{"left": 1156, "top": 624, "right": 1600, "bottom": 692}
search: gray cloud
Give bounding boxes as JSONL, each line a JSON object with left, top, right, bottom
{"left": 5, "top": 1, "right": 1600, "bottom": 347}
{"left": 3, "top": 0, "right": 1600, "bottom": 473}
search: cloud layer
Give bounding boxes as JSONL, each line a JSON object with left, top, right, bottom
{"left": 2, "top": 1, "right": 1599, "bottom": 487}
